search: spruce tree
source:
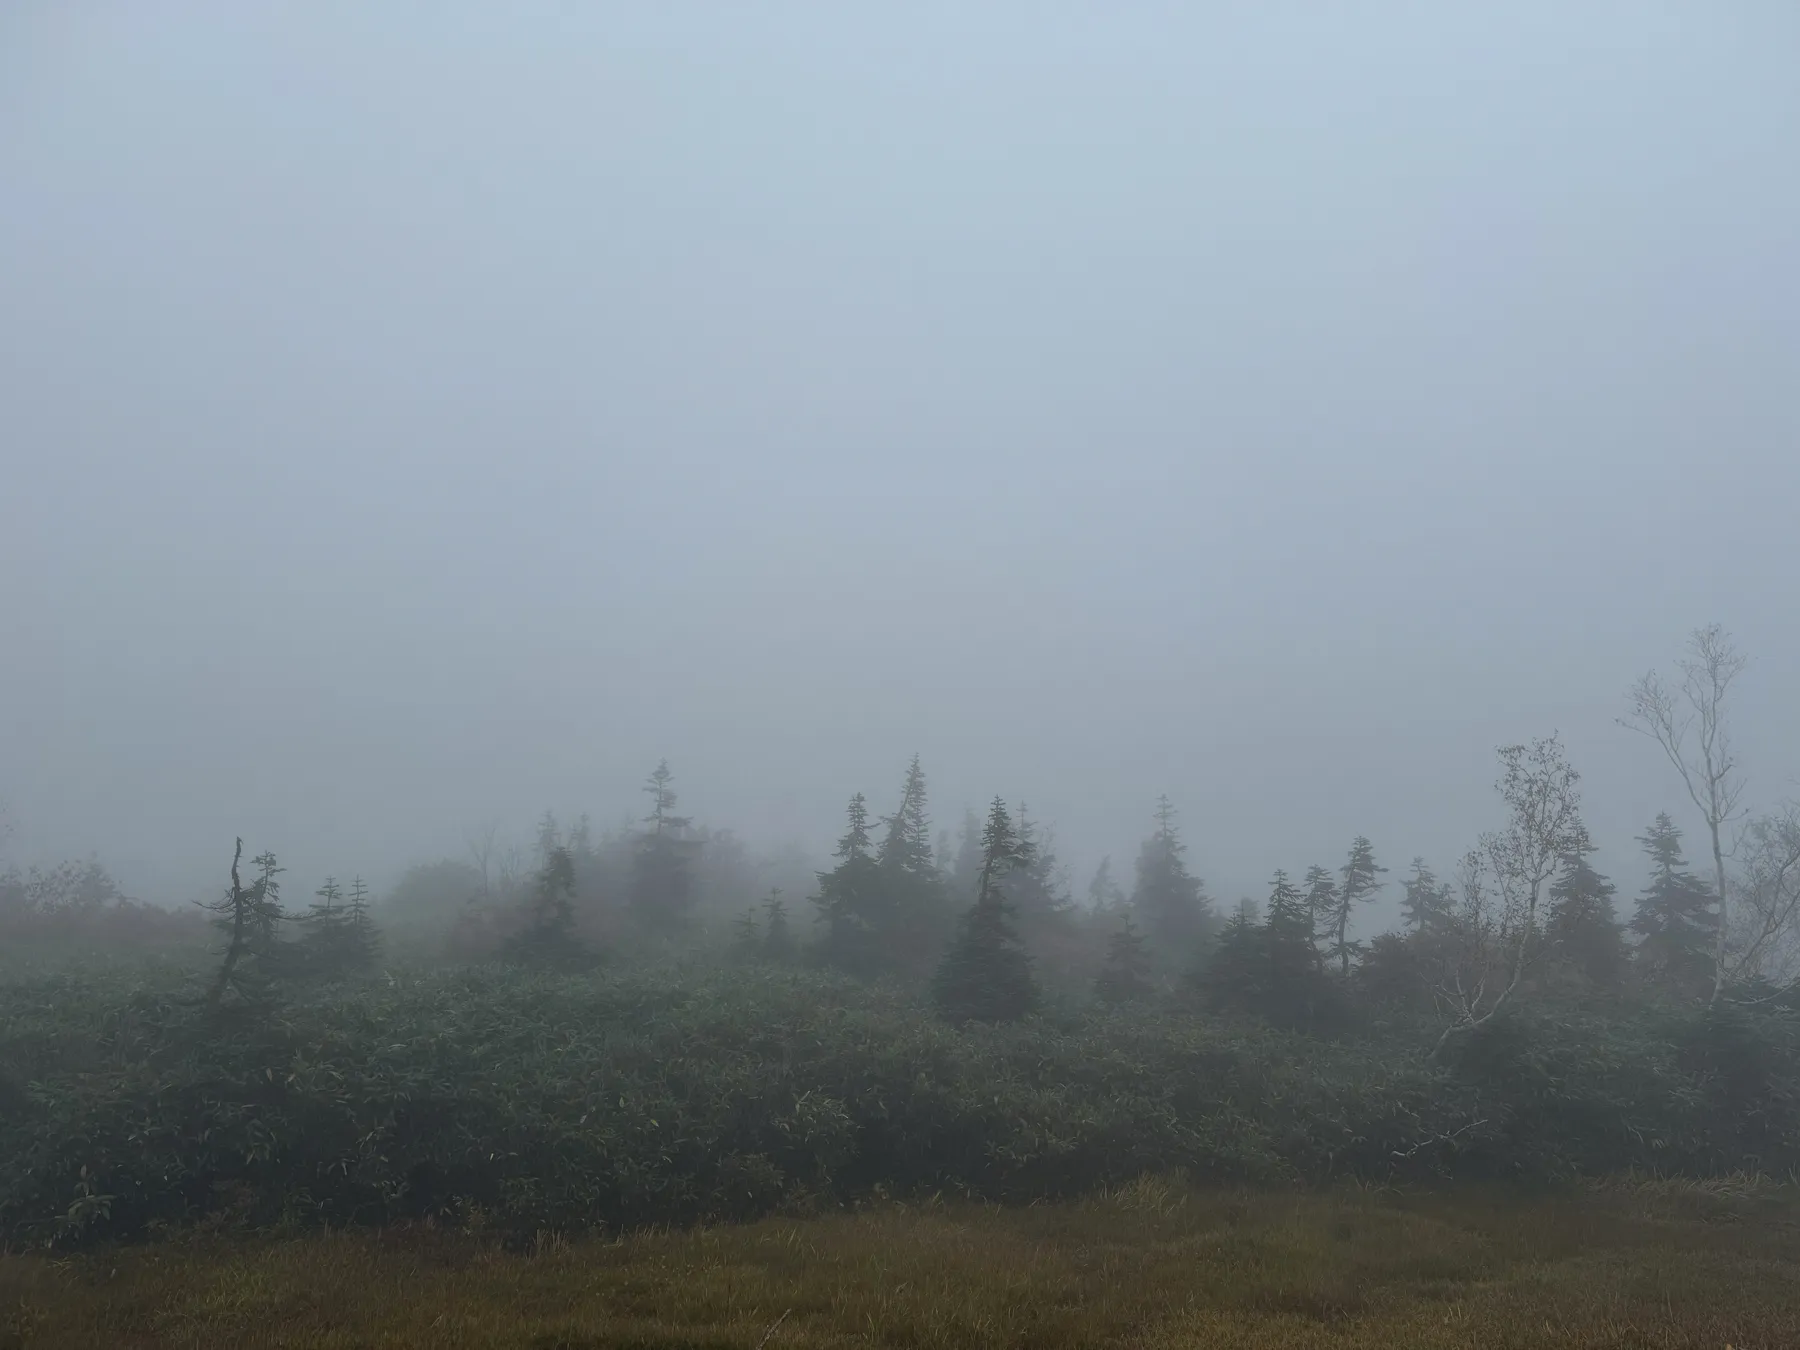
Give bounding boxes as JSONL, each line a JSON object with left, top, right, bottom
{"left": 1005, "top": 804, "right": 1075, "bottom": 934}
{"left": 1399, "top": 857, "right": 1453, "bottom": 935}
{"left": 200, "top": 839, "right": 289, "bottom": 1011}
{"left": 1328, "top": 836, "right": 1386, "bottom": 976}
{"left": 1630, "top": 813, "right": 1717, "bottom": 998}
{"left": 872, "top": 756, "right": 952, "bottom": 979}
{"left": 297, "top": 873, "right": 380, "bottom": 981}
{"left": 504, "top": 844, "right": 591, "bottom": 969}
{"left": 761, "top": 889, "right": 796, "bottom": 964}
{"left": 1094, "top": 913, "right": 1154, "bottom": 1006}
{"left": 1545, "top": 828, "right": 1625, "bottom": 990}
{"left": 812, "top": 793, "right": 887, "bottom": 975}
{"left": 1201, "top": 899, "right": 1268, "bottom": 1015}
{"left": 730, "top": 906, "right": 762, "bottom": 964}
{"left": 1130, "top": 797, "right": 1216, "bottom": 970}
{"left": 629, "top": 760, "right": 702, "bottom": 934}
{"left": 1263, "top": 868, "right": 1328, "bottom": 1027}
{"left": 932, "top": 797, "right": 1038, "bottom": 1024}
{"left": 1302, "top": 865, "right": 1338, "bottom": 974}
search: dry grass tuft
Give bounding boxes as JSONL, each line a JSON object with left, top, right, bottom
{"left": 4, "top": 1181, "right": 1799, "bottom": 1348}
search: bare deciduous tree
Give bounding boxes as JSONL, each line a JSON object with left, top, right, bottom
{"left": 1432, "top": 735, "right": 1586, "bottom": 1054}
{"left": 1727, "top": 804, "right": 1800, "bottom": 994}
{"left": 1620, "top": 625, "right": 1747, "bottom": 1005}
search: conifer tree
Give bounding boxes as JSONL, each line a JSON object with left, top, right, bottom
{"left": 878, "top": 755, "right": 935, "bottom": 877}
{"left": 812, "top": 793, "right": 887, "bottom": 975}
{"left": 1399, "top": 857, "right": 1453, "bottom": 935}
{"left": 761, "top": 889, "right": 795, "bottom": 964}
{"left": 297, "top": 873, "right": 380, "bottom": 980}
{"left": 1201, "top": 898, "right": 1268, "bottom": 1014}
{"left": 629, "top": 760, "right": 701, "bottom": 933}
{"left": 1545, "top": 827, "right": 1625, "bottom": 990}
{"left": 1326, "top": 836, "right": 1386, "bottom": 976}
{"left": 1004, "top": 804, "right": 1074, "bottom": 929}
{"left": 200, "top": 839, "right": 288, "bottom": 1011}
{"left": 504, "top": 844, "right": 591, "bottom": 969}
{"left": 1630, "top": 813, "right": 1717, "bottom": 998}
{"left": 1302, "top": 865, "right": 1338, "bottom": 973}
{"left": 1130, "top": 797, "right": 1216, "bottom": 969}
{"left": 730, "top": 906, "right": 762, "bottom": 964}
{"left": 871, "top": 756, "right": 952, "bottom": 979}
{"left": 933, "top": 797, "right": 1038, "bottom": 1024}
{"left": 1264, "top": 868, "right": 1328, "bottom": 1025}
{"left": 1093, "top": 913, "right": 1154, "bottom": 1006}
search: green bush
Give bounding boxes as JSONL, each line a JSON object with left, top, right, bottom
{"left": 3, "top": 966, "right": 1798, "bottom": 1248}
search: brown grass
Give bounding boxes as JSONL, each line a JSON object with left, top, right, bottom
{"left": 4, "top": 1178, "right": 1799, "bottom": 1348}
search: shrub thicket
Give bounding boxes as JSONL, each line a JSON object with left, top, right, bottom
{"left": 4, "top": 965, "right": 1799, "bottom": 1249}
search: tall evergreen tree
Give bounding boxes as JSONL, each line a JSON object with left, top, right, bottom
{"left": 200, "top": 839, "right": 288, "bottom": 1011}
{"left": 1630, "top": 813, "right": 1717, "bottom": 999}
{"left": 761, "top": 889, "right": 796, "bottom": 964}
{"left": 1545, "top": 827, "right": 1625, "bottom": 990}
{"left": 1264, "top": 868, "right": 1329, "bottom": 1026}
{"left": 933, "top": 797, "right": 1038, "bottom": 1024}
{"left": 1201, "top": 898, "right": 1268, "bottom": 1015}
{"left": 1325, "top": 836, "right": 1386, "bottom": 977}
{"left": 878, "top": 755, "right": 935, "bottom": 876}
{"left": 812, "top": 793, "right": 887, "bottom": 975}
{"left": 730, "top": 906, "right": 762, "bottom": 964}
{"left": 1302, "top": 865, "right": 1338, "bottom": 974}
{"left": 1093, "top": 913, "right": 1154, "bottom": 1006}
{"left": 871, "top": 756, "right": 952, "bottom": 979}
{"left": 1399, "top": 857, "right": 1453, "bottom": 935}
{"left": 297, "top": 874, "right": 380, "bottom": 980}
{"left": 629, "top": 760, "right": 701, "bottom": 933}
{"left": 1004, "top": 804, "right": 1074, "bottom": 928}
{"left": 1130, "top": 797, "right": 1215, "bottom": 969}
{"left": 505, "top": 844, "right": 591, "bottom": 969}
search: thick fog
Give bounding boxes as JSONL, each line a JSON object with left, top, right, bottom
{"left": 3, "top": 4, "right": 1797, "bottom": 912}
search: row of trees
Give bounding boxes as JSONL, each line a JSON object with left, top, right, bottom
{"left": 157, "top": 624, "right": 1800, "bottom": 1038}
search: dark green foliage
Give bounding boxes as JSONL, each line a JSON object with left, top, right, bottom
{"left": 933, "top": 797, "right": 1038, "bottom": 1025}
{"left": 1199, "top": 902, "right": 1266, "bottom": 1013}
{"left": 761, "top": 891, "right": 795, "bottom": 964}
{"left": 9, "top": 965, "right": 1800, "bottom": 1249}
{"left": 1201, "top": 871, "right": 1344, "bottom": 1033}
{"left": 198, "top": 840, "right": 289, "bottom": 1011}
{"left": 1630, "top": 814, "right": 1717, "bottom": 999}
{"left": 729, "top": 907, "right": 762, "bottom": 964}
{"left": 1129, "top": 798, "right": 1215, "bottom": 972}
{"left": 815, "top": 764, "right": 952, "bottom": 983}
{"left": 1399, "top": 857, "right": 1453, "bottom": 935}
{"left": 1331, "top": 836, "right": 1386, "bottom": 976}
{"left": 1093, "top": 915, "right": 1153, "bottom": 1006}
{"left": 1355, "top": 931, "right": 1435, "bottom": 1017}
{"left": 811, "top": 793, "right": 888, "bottom": 977}
{"left": 629, "top": 762, "right": 702, "bottom": 934}
{"left": 1544, "top": 831, "right": 1625, "bottom": 991}
{"left": 503, "top": 847, "right": 592, "bottom": 971}
{"left": 296, "top": 876, "right": 381, "bottom": 982}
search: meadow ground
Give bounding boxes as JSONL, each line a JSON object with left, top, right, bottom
{"left": 3, "top": 1177, "right": 1797, "bottom": 1349}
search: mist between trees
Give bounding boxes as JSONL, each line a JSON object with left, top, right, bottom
{"left": 4, "top": 624, "right": 1800, "bottom": 1247}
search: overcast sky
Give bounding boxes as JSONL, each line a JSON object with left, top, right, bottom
{"left": 3, "top": 4, "right": 1798, "bottom": 915}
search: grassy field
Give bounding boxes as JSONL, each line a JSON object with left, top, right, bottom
{"left": 4, "top": 1178, "right": 1798, "bottom": 1349}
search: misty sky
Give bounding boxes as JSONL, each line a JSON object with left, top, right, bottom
{"left": 3, "top": 4, "right": 1798, "bottom": 915}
